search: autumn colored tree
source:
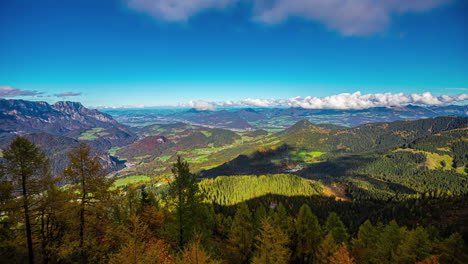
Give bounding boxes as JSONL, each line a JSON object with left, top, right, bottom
{"left": 179, "top": 237, "right": 219, "bottom": 264}
{"left": 227, "top": 203, "right": 254, "bottom": 264}
{"left": 109, "top": 215, "right": 174, "bottom": 264}
{"left": 416, "top": 256, "right": 439, "bottom": 264}
{"left": 315, "top": 232, "right": 338, "bottom": 264}
{"left": 1, "top": 137, "right": 50, "bottom": 264}
{"left": 252, "top": 217, "right": 290, "bottom": 264}
{"left": 63, "top": 142, "right": 114, "bottom": 263}
{"left": 294, "top": 204, "right": 322, "bottom": 264}
{"left": 329, "top": 244, "right": 354, "bottom": 264}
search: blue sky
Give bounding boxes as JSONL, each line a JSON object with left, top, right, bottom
{"left": 0, "top": 0, "right": 467, "bottom": 108}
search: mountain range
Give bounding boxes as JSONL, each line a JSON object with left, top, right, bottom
{"left": 103, "top": 104, "right": 468, "bottom": 130}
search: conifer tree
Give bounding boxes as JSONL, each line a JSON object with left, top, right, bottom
{"left": 375, "top": 220, "right": 401, "bottom": 263}
{"left": 227, "top": 203, "right": 254, "bottom": 264}
{"left": 437, "top": 232, "right": 468, "bottom": 264}
{"left": 63, "top": 142, "right": 113, "bottom": 263}
{"left": 324, "top": 212, "right": 349, "bottom": 245}
{"left": 351, "top": 220, "right": 379, "bottom": 264}
{"left": 315, "top": 232, "right": 338, "bottom": 264}
{"left": 294, "top": 204, "right": 322, "bottom": 264}
{"left": 1, "top": 137, "right": 50, "bottom": 264}
{"left": 329, "top": 244, "right": 354, "bottom": 264}
{"left": 168, "top": 156, "right": 204, "bottom": 249}
{"left": 179, "top": 237, "right": 218, "bottom": 264}
{"left": 395, "top": 226, "right": 431, "bottom": 264}
{"left": 252, "top": 217, "right": 290, "bottom": 264}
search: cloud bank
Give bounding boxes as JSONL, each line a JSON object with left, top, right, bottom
{"left": 126, "top": 0, "right": 451, "bottom": 36}
{"left": 55, "top": 92, "right": 82, "bottom": 97}
{"left": 178, "top": 92, "right": 468, "bottom": 110}
{"left": 0, "top": 85, "right": 43, "bottom": 98}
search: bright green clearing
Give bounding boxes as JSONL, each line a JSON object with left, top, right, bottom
{"left": 157, "top": 155, "right": 172, "bottom": 161}
{"left": 79, "top": 127, "right": 106, "bottom": 140}
{"left": 114, "top": 175, "right": 150, "bottom": 187}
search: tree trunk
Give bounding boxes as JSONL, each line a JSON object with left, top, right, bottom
{"left": 22, "top": 173, "right": 34, "bottom": 264}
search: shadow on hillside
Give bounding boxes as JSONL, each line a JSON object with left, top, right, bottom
{"left": 297, "top": 154, "right": 377, "bottom": 181}
{"left": 198, "top": 144, "right": 296, "bottom": 178}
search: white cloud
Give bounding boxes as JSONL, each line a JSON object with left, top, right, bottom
{"left": 127, "top": 0, "right": 239, "bottom": 21}
{"left": 178, "top": 91, "right": 468, "bottom": 110}
{"left": 126, "top": 0, "right": 451, "bottom": 36}
{"left": 55, "top": 92, "right": 82, "bottom": 97}
{"left": 0, "top": 85, "right": 43, "bottom": 97}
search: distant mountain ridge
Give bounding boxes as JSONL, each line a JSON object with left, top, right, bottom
{"left": 0, "top": 99, "right": 119, "bottom": 139}
{"left": 104, "top": 104, "right": 468, "bottom": 130}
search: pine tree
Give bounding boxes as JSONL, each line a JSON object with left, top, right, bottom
{"left": 324, "top": 212, "right": 349, "bottom": 245}
{"left": 294, "top": 204, "right": 322, "bottom": 264}
{"left": 168, "top": 156, "right": 204, "bottom": 249}
{"left": 1, "top": 137, "right": 50, "bottom": 264}
{"left": 63, "top": 142, "right": 113, "bottom": 263}
{"left": 227, "top": 203, "right": 254, "bottom": 264}
{"left": 252, "top": 217, "right": 290, "bottom": 264}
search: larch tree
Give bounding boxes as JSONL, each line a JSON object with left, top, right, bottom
{"left": 315, "top": 232, "right": 338, "bottom": 264}
{"left": 351, "top": 220, "right": 379, "bottom": 264}
{"left": 324, "top": 212, "right": 349, "bottom": 245}
{"left": 227, "top": 203, "right": 254, "bottom": 264}
{"left": 294, "top": 204, "right": 322, "bottom": 264}
{"left": 329, "top": 244, "right": 354, "bottom": 264}
{"left": 252, "top": 216, "right": 290, "bottom": 264}
{"left": 63, "top": 142, "right": 113, "bottom": 263}
{"left": 1, "top": 137, "right": 50, "bottom": 264}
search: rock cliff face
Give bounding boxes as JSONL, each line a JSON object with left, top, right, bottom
{"left": 0, "top": 99, "right": 119, "bottom": 139}
{"left": 0, "top": 99, "right": 135, "bottom": 174}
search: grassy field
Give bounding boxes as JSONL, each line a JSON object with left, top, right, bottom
{"left": 114, "top": 175, "right": 150, "bottom": 187}
{"left": 79, "top": 127, "right": 106, "bottom": 140}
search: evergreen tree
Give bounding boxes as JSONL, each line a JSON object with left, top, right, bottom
{"left": 324, "top": 212, "right": 349, "bottom": 245}
{"left": 437, "top": 232, "right": 468, "bottom": 264}
{"left": 294, "top": 204, "right": 322, "bottom": 264}
{"left": 351, "top": 220, "right": 379, "bottom": 264}
{"left": 395, "top": 226, "right": 431, "bottom": 264}
{"left": 374, "top": 220, "right": 401, "bottom": 264}
{"left": 168, "top": 156, "right": 204, "bottom": 249}
{"left": 252, "top": 217, "right": 290, "bottom": 264}
{"left": 227, "top": 203, "right": 254, "bottom": 264}
{"left": 63, "top": 142, "right": 114, "bottom": 263}
{"left": 272, "top": 202, "right": 293, "bottom": 238}
{"left": 1, "top": 137, "right": 50, "bottom": 264}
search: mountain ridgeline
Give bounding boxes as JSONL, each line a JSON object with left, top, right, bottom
{"left": 0, "top": 99, "right": 136, "bottom": 173}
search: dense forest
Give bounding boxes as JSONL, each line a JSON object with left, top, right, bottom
{"left": 1, "top": 137, "right": 467, "bottom": 264}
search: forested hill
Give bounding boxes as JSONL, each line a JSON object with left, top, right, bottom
{"left": 275, "top": 116, "right": 468, "bottom": 153}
